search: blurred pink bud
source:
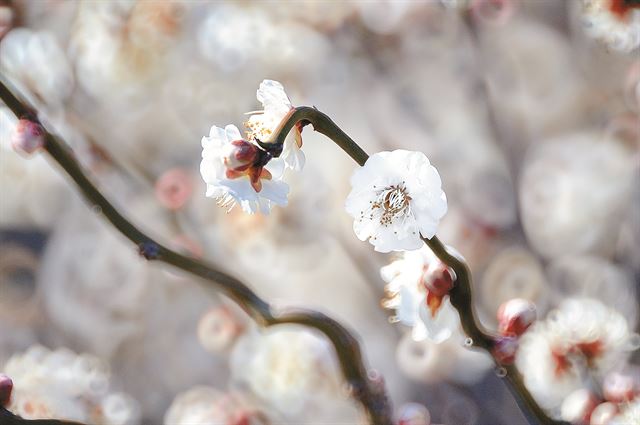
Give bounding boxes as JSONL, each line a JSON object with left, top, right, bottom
{"left": 0, "top": 374, "right": 13, "bottom": 406}
{"left": 471, "top": 0, "right": 514, "bottom": 26}
{"left": 172, "top": 235, "right": 203, "bottom": 258}
{"left": 625, "top": 61, "right": 640, "bottom": 111}
{"left": 590, "top": 402, "right": 618, "bottom": 425}
{"left": 397, "top": 402, "right": 431, "bottom": 425}
{"left": 492, "top": 336, "right": 518, "bottom": 365}
{"left": 497, "top": 298, "right": 536, "bottom": 337}
{"left": 423, "top": 265, "right": 454, "bottom": 297}
{"left": 603, "top": 372, "right": 636, "bottom": 403}
{"left": 154, "top": 168, "right": 194, "bottom": 210}
{"left": 11, "top": 119, "right": 45, "bottom": 155}
{"left": 560, "top": 389, "right": 598, "bottom": 425}
{"left": 197, "top": 306, "right": 244, "bottom": 352}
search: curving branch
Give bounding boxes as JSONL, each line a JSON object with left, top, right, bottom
{"left": 272, "top": 106, "right": 567, "bottom": 425}
{"left": 0, "top": 81, "right": 392, "bottom": 425}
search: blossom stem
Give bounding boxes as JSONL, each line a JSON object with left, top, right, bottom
{"left": 0, "top": 406, "right": 84, "bottom": 425}
{"left": 272, "top": 105, "right": 568, "bottom": 425}
{"left": 0, "top": 80, "right": 392, "bottom": 425}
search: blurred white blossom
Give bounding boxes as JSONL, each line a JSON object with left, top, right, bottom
{"left": 164, "top": 387, "right": 273, "bottom": 425}
{"left": 346, "top": 150, "right": 447, "bottom": 252}
{"left": 0, "top": 28, "right": 73, "bottom": 107}
{"left": 3, "top": 345, "right": 139, "bottom": 424}
{"left": 517, "top": 298, "right": 638, "bottom": 410}
{"left": 230, "top": 328, "right": 351, "bottom": 419}
{"left": 581, "top": 0, "right": 640, "bottom": 52}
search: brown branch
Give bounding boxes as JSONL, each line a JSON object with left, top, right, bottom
{"left": 0, "top": 81, "right": 392, "bottom": 425}
{"left": 272, "top": 106, "right": 567, "bottom": 425}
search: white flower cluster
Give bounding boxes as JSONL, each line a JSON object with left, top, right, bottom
{"left": 2, "top": 345, "right": 139, "bottom": 425}
{"left": 200, "top": 80, "right": 303, "bottom": 214}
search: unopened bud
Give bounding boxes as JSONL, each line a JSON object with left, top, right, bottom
{"left": 0, "top": 374, "right": 13, "bottom": 406}
{"left": 11, "top": 118, "right": 45, "bottom": 155}
{"left": 197, "top": 307, "right": 244, "bottom": 353}
{"left": 155, "top": 168, "right": 194, "bottom": 210}
{"left": 423, "top": 265, "right": 454, "bottom": 297}
{"left": 471, "top": 0, "right": 514, "bottom": 26}
{"left": 603, "top": 372, "right": 636, "bottom": 403}
{"left": 497, "top": 298, "right": 536, "bottom": 337}
{"left": 492, "top": 336, "right": 518, "bottom": 365}
{"left": 397, "top": 402, "right": 431, "bottom": 425}
{"left": 223, "top": 139, "right": 259, "bottom": 171}
{"left": 560, "top": 389, "right": 598, "bottom": 425}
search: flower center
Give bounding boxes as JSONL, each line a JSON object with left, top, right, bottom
{"left": 373, "top": 184, "right": 412, "bottom": 226}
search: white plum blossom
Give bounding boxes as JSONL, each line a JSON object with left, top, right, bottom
{"left": 381, "top": 246, "right": 459, "bottom": 343}
{"left": 610, "top": 398, "right": 640, "bottom": 425}
{"left": 200, "top": 124, "right": 288, "bottom": 214}
{"left": 516, "top": 298, "right": 638, "bottom": 410}
{"left": 581, "top": 0, "right": 640, "bottom": 52}
{"left": 246, "top": 79, "right": 305, "bottom": 171}
{"left": 346, "top": 149, "right": 447, "bottom": 252}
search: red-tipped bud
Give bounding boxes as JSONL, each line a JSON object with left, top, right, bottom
{"left": 11, "top": 118, "right": 45, "bottom": 155}
{"left": 560, "top": 389, "right": 598, "bottom": 425}
{"left": 155, "top": 168, "right": 194, "bottom": 210}
{"left": 0, "top": 374, "right": 13, "bottom": 406}
{"left": 603, "top": 372, "right": 637, "bottom": 403}
{"left": 397, "top": 402, "right": 431, "bottom": 425}
{"left": 471, "top": 0, "right": 514, "bottom": 26}
{"left": 590, "top": 402, "right": 618, "bottom": 425}
{"left": 492, "top": 336, "right": 519, "bottom": 365}
{"left": 223, "top": 140, "right": 259, "bottom": 172}
{"left": 423, "top": 265, "right": 454, "bottom": 297}
{"left": 497, "top": 298, "right": 536, "bottom": 337}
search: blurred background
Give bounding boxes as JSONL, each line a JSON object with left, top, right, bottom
{"left": 0, "top": 1, "right": 638, "bottom": 424}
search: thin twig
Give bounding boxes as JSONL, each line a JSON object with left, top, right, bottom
{"left": 0, "top": 80, "right": 392, "bottom": 425}
{"left": 272, "top": 106, "right": 567, "bottom": 425}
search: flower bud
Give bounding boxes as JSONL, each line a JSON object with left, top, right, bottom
{"left": 223, "top": 139, "right": 259, "bottom": 172}
{"left": 155, "top": 168, "right": 194, "bottom": 210}
{"left": 197, "top": 307, "right": 244, "bottom": 353}
{"left": 11, "top": 118, "right": 45, "bottom": 155}
{"left": 397, "top": 402, "right": 431, "bottom": 425}
{"left": 497, "top": 298, "right": 536, "bottom": 337}
{"left": 590, "top": 402, "right": 618, "bottom": 425}
{"left": 603, "top": 372, "right": 636, "bottom": 403}
{"left": 0, "top": 374, "right": 13, "bottom": 406}
{"left": 560, "top": 389, "right": 598, "bottom": 425}
{"left": 471, "top": 0, "right": 514, "bottom": 26}
{"left": 423, "top": 265, "right": 454, "bottom": 297}
{"left": 492, "top": 336, "right": 518, "bottom": 365}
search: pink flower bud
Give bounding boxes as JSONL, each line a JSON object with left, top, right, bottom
{"left": 603, "top": 372, "right": 636, "bottom": 403}
{"left": 423, "top": 265, "right": 454, "bottom": 298}
{"left": 0, "top": 374, "right": 13, "bottom": 406}
{"left": 492, "top": 336, "right": 519, "bottom": 365}
{"left": 590, "top": 402, "right": 618, "bottom": 425}
{"left": 397, "top": 402, "right": 431, "bottom": 425}
{"left": 497, "top": 298, "right": 536, "bottom": 337}
{"left": 11, "top": 118, "right": 45, "bottom": 155}
{"left": 560, "top": 389, "right": 598, "bottom": 425}
{"left": 154, "top": 168, "right": 194, "bottom": 210}
{"left": 223, "top": 139, "right": 259, "bottom": 172}
{"left": 197, "top": 307, "right": 244, "bottom": 352}
{"left": 471, "top": 0, "right": 514, "bottom": 26}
